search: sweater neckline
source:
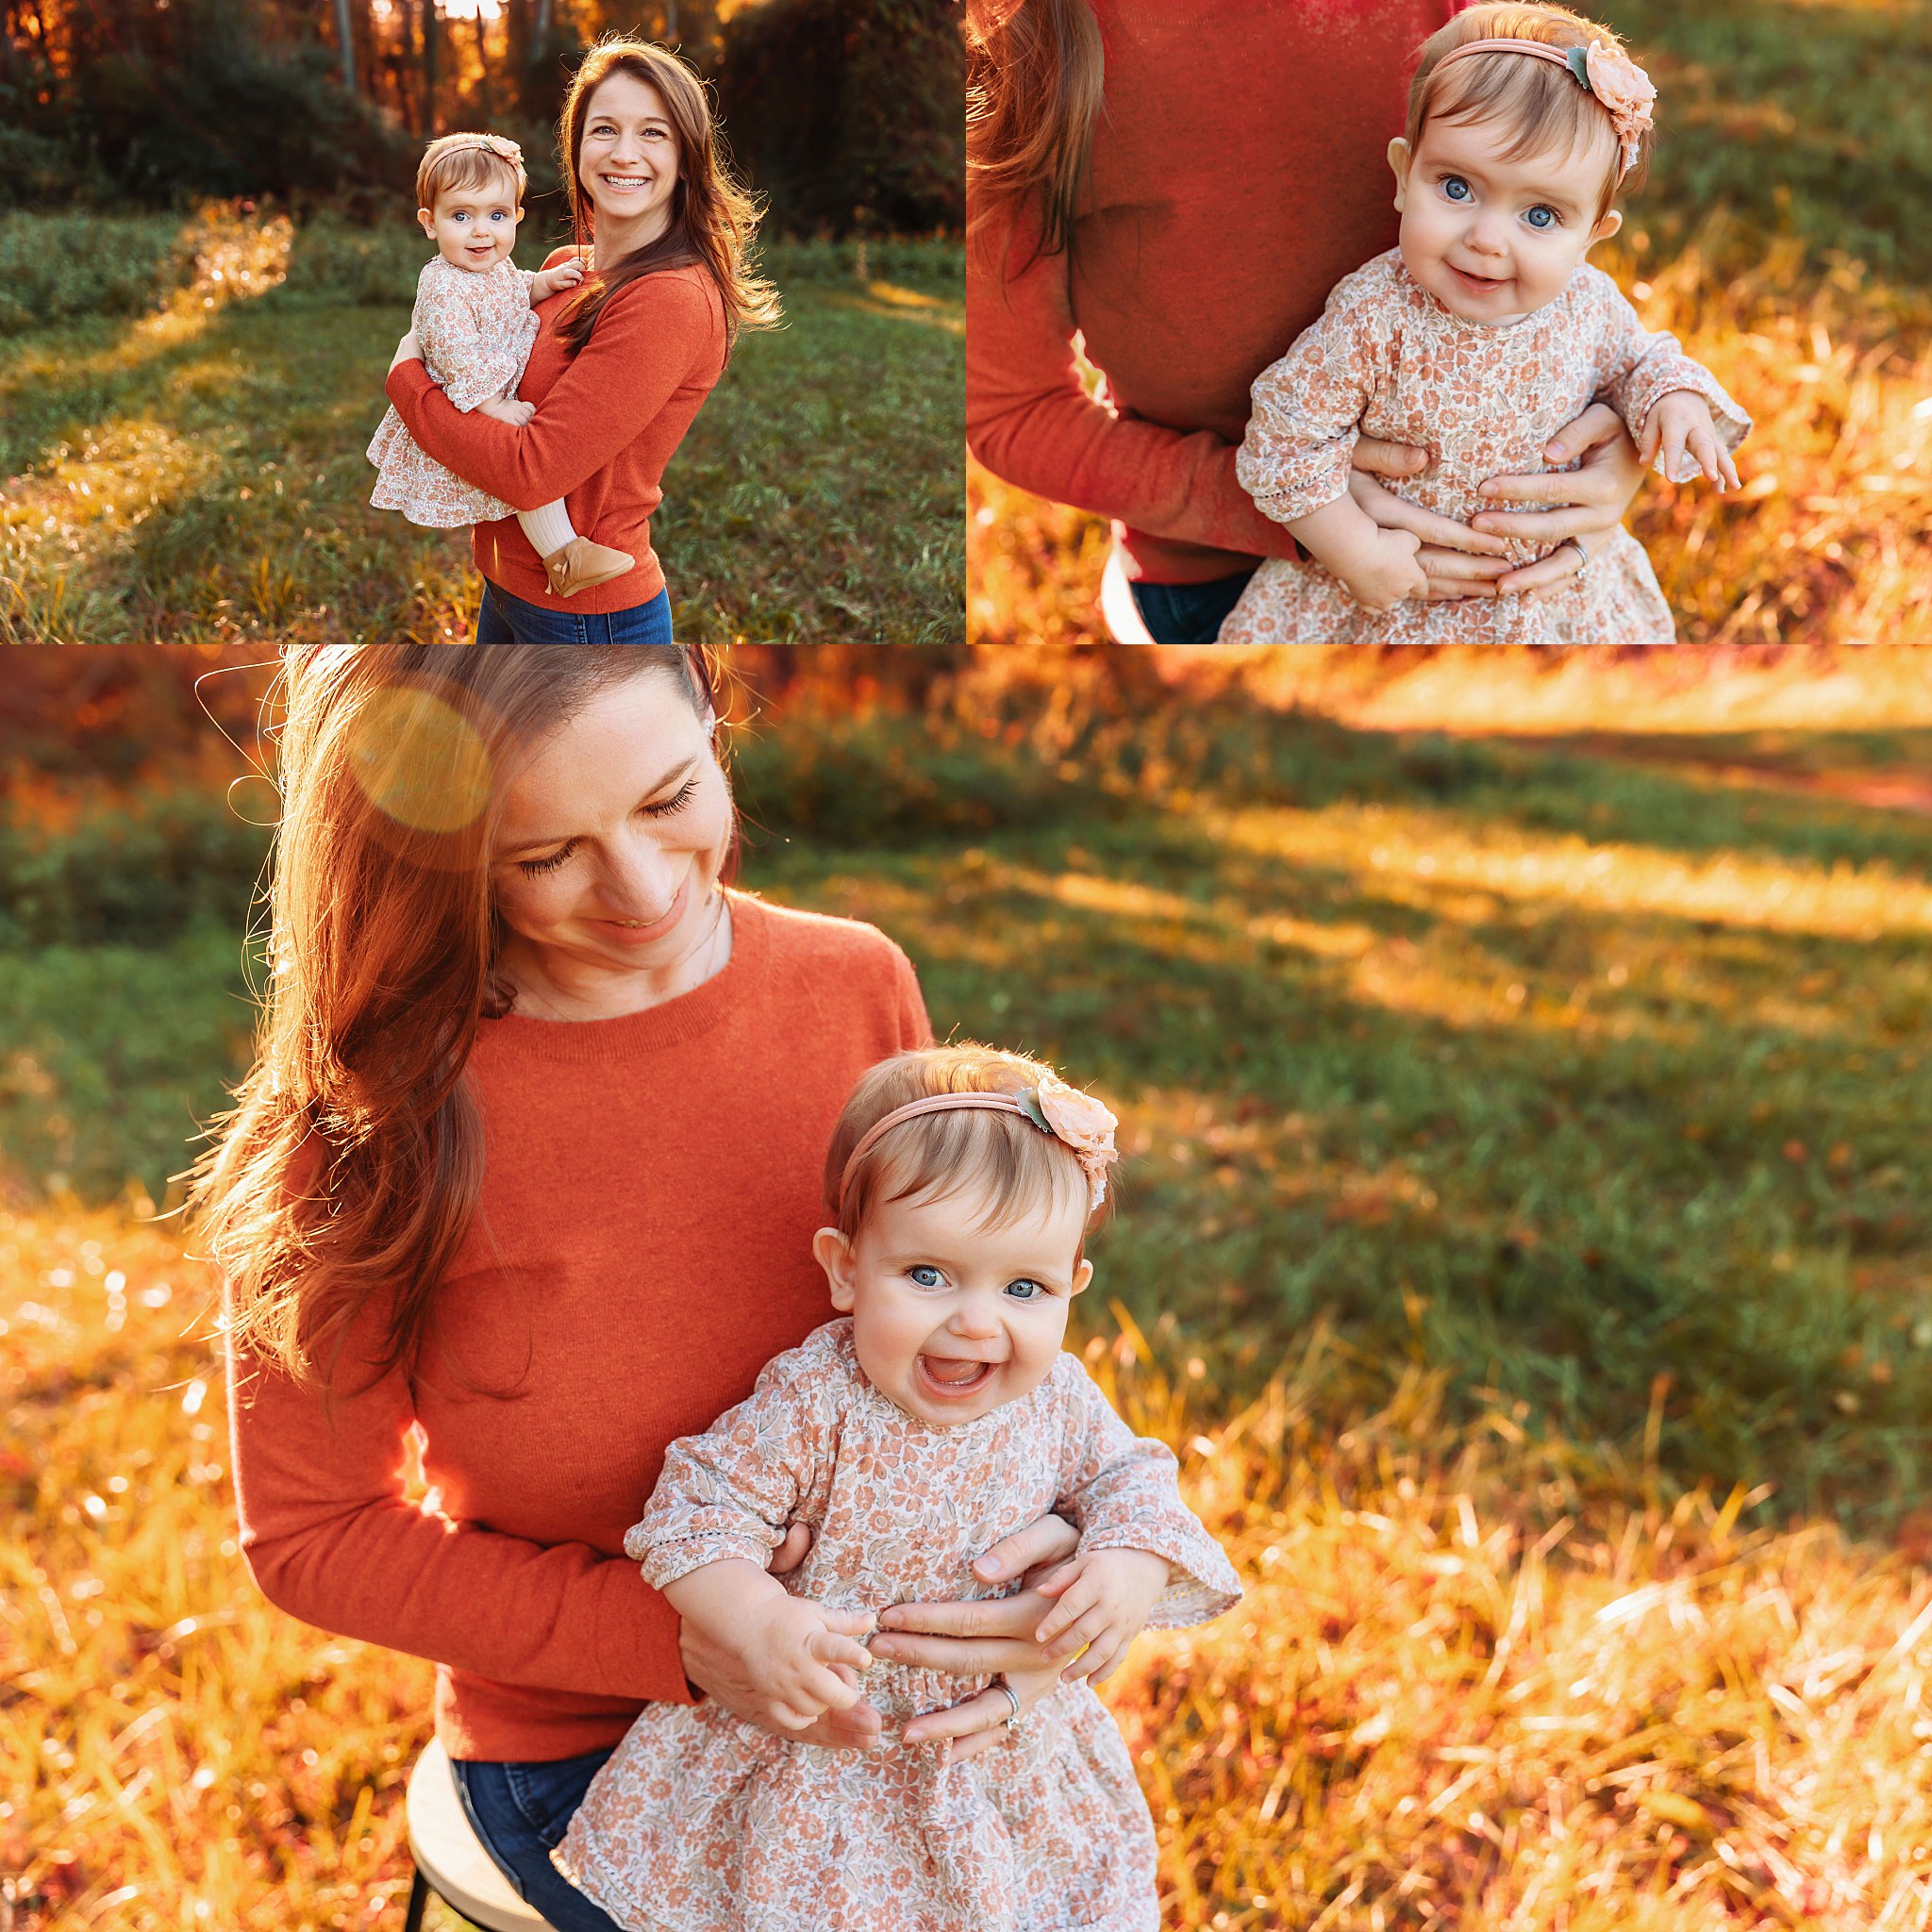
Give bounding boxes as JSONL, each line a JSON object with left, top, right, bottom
{"left": 478, "top": 887, "right": 771, "bottom": 1061}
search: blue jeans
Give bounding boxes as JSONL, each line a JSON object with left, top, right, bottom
{"left": 476, "top": 580, "right": 674, "bottom": 642}
{"left": 1128, "top": 568, "right": 1258, "bottom": 644}
{"left": 449, "top": 1746, "right": 623, "bottom": 1931}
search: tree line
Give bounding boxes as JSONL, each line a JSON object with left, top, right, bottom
{"left": 0, "top": 0, "right": 962, "bottom": 233}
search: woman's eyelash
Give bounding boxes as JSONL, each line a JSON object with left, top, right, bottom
{"left": 645, "top": 777, "right": 699, "bottom": 817}
{"left": 519, "top": 844, "right": 575, "bottom": 876}
{"left": 512, "top": 782, "right": 697, "bottom": 875}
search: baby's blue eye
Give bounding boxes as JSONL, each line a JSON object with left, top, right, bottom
{"left": 908, "top": 1265, "right": 943, "bottom": 1288}
{"left": 1441, "top": 176, "right": 1473, "bottom": 202}
{"left": 1525, "top": 206, "right": 1557, "bottom": 230}
{"left": 1004, "top": 1278, "right": 1046, "bottom": 1302}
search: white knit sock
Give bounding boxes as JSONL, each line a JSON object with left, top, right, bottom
{"left": 518, "top": 500, "right": 578, "bottom": 558}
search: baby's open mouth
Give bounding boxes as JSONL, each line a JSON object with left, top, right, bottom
{"left": 917, "top": 1355, "right": 997, "bottom": 1394}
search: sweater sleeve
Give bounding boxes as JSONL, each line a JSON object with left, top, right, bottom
{"left": 385, "top": 271, "right": 719, "bottom": 511}
{"left": 1050, "top": 1355, "right": 1243, "bottom": 1630}
{"left": 226, "top": 1295, "right": 692, "bottom": 1706}
{"left": 965, "top": 209, "right": 1301, "bottom": 561}
{"left": 1586, "top": 272, "right": 1752, "bottom": 474}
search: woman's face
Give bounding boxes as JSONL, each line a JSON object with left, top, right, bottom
{"left": 577, "top": 70, "right": 682, "bottom": 248}
{"left": 489, "top": 673, "right": 730, "bottom": 994}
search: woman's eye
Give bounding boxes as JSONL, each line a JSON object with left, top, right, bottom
{"left": 1442, "top": 176, "right": 1472, "bottom": 202}
{"left": 1004, "top": 1278, "right": 1047, "bottom": 1302}
{"left": 1525, "top": 206, "right": 1557, "bottom": 229}
{"left": 641, "top": 777, "right": 699, "bottom": 818}
{"left": 908, "top": 1265, "right": 944, "bottom": 1288}
{"left": 518, "top": 844, "right": 574, "bottom": 876}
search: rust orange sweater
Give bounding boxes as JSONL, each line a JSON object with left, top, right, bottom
{"left": 226, "top": 894, "right": 931, "bottom": 1762}
{"left": 384, "top": 253, "right": 727, "bottom": 615}
{"left": 966, "top": 0, "right": 1475, "bottom": 585}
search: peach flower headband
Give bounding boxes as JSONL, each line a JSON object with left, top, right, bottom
{"left": 1435, "top": 37, "right": 1657, "bottom": 184}
{"left": 838, "top": 1077, "right": 1121, "bottom": 1215}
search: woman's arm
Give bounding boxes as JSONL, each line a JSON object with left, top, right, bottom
{"left": 965, "top": 209, "right": 1301, "bottom": 559}
{"left": 384, "top": 274, "right": 719, "bottom": 511}
{"left": 226, "top": 1320, "right": 691, "bottom": 1705}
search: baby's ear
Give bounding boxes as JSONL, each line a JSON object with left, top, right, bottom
{"left": 416, "top": 207, "right": 435, "bottom": 237}
{"left": 812, "top": 1225, "right": 858, "bottom": 1311}
{"left": 1589, "top": 207, "right": 1624, "bottom": 248}
{"left": 1069, "top": 1257, "right": 1094, "bottom": 1299}
{"left": 1387, "top": 137, "right": 1413, "bottom": 211}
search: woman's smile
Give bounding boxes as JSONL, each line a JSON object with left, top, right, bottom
{"left": 589, "top": 874, "right": 691, "bottom": 947}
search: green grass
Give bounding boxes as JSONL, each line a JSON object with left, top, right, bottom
{"left": 5, "top": 707, "right": 1928, "bottom": 1535}
{"left": 0, "top": 221, "right": 963, "bottom": 643}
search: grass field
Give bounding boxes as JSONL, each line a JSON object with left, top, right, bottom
{"left": 0, "top": 216, "right": 963, "bottom": 645}
{"left": 968, "top": 0, "right": 1932, "bottom": 648}
{"left": 6, "top": 680, "right": 1932, "bottom": 1927}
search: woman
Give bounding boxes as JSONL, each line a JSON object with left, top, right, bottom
{"left": 200, "top": 647, "right": 1082, "bottom": 1930}
{"left": 384, "top": 41, "right": 779, "bottom": 642}
{"left": 965, "top": 0, "right": 1650, "bottom": 643}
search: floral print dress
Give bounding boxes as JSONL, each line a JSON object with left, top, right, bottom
{"left": 552, "top": 1321, "right": 1242, "bottom": 1932}
{"left": 366, "top": 256, "right": 542, "bottom": 527}
{"left": 1220, "top": 249, "right": 1752, "bottom": 646}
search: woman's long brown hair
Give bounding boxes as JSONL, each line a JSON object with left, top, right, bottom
{"left": 966, "top": 0, "right": 1106, "bottom": 277}
{"left": 192, "top": 645, "right": 721, "bottom": 1393}
{"left": 553, "top": 37, "right": 781, "bottom": 355}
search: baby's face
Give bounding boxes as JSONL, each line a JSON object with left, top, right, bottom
{"left": 1390, "top": 114, "right": 1622, "bottom": 324}
{"left": 814, "top": 1176, "right": 1093, "bottom": 1429}
{"left": 420, "top": 177, "right": 521, "bottom": 274}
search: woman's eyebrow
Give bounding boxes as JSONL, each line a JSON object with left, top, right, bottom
{"left": 492, "top": 756, "right": 699, "bottom": 858}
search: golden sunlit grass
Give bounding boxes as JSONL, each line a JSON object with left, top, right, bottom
{"left": 969, "top": 0, "right": 1932, "bottom": 649}
{"left": 9, "top": 1206, "right": 1932, "bottom": 1930}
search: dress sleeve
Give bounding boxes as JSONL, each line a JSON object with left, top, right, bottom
{"left": 227, "top": 1291, "right": 691, "bottom": 1705}
{"left": 624, "top": 1346, "right": 840, "bottom": 1591}
{"left": 965, "top": 207, "right": 1301, "bottom": 561}
{"left": 1050, "top": 1355, "right": 1243, "bottom": 1629}
{"left": 1234, "top": 295, "right": 1382, "bottom": 525}
{"left": 1588, "top": 273, "right": 1751, "bottom": 472}
{"left": 386, "top": 271, "right": 721, "bottom": 510}
{"left": 415, "top": 268, "right": 529, "bottom": 414}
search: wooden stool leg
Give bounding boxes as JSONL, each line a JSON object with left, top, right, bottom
{"left": 402, "top": 1866, "right": 429, "bottom": 1932}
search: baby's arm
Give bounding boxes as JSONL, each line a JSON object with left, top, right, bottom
{"left": 1038, "top": 1356, "right": 1243, "bottom": 1680}
{"left": 1238, "top": 295, "right": 1427, "bottom": 611}
{"left": 1590, "top": 271, "right": 1751, "bottom": 491}
{"left": 658, "top": 1562, "right": 871, "bottom": 1731}
{"left": 528, "top": 255, "right": 589, "bottom": 304}
{"left": 626, "top": 1341, "right": 871, "bottom": 1729}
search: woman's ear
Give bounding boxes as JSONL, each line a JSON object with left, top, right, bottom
{"left": 812, "top": 1225, "right": 858, "bottom": 1311}
{"left": 1387, "top": 138, "right": 1413, "bottom": 211}
{"left": 1588, "top": 207, "right": 1624, "bottom": 248}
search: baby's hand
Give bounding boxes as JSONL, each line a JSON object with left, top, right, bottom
{"left": 1031, "top": 1546, "right": 1171, "bottom": 1685}
{"left": 532, "top": 258, "right": 588, "bottom": 301}
{"left": 1640, "top": 391, "right": 1740, "bottom": 491}
{"left": 476, "top": 395, "right": 535, "bottom": 426}
{"left": 1332, "top": 525, "right": 1429, "bottom": 614}
{"left": 745, "top": 1592, "right": 875, "bottom": 1732}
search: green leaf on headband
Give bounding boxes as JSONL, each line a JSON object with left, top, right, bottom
{"left": 1567, "top": 43, "right": 1592, "bottom": 92}
{"left": 1016, "top": 1088, "right": 1052, "bottom": 1135}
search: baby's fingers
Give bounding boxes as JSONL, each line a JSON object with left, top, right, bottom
{"left": 1072, "top": 1638, "right": 1128, "bottom": 1685}
{"left": 802, "top": 1662, "right": 863, "bottom": 1712}
{"left": 809, "top": 1626, "right": 875, "bottom": 1674}
{"left": 1040, "top": 1602, "right": 1115, "bottom": 1663}
{"left": 1030, "top": 1560, "right": 1083, "bottom": 1601}
{"left": 1696, "top": 430, "right": 1740, "bottom": 491}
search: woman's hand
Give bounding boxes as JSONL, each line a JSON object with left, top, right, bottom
{"left": 873, "top": 1512, "right": 1082, "bottom": 1762}
{"left": 676, "top": 1528, "right": 883, "bottom": 1750}
{"left": 389, "top": 330, "right": 422, "bottom": 374}
{"left": 1348, "top": 438, "right": 1516, "bottom": 601}
{"left": 1470, "top": 403, "right": 1646, "bottom": 600}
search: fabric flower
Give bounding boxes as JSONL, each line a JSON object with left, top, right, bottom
{"left": 1583, "top": 42, "right": 1657, "bottom": 176}
{"left": 1029, "top": 1074, "right": 1120, "bottom": 1210}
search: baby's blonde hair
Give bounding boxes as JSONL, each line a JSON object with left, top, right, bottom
{"left": 825, "top": 1044, "right": 1113, "bottom": 1253}
{"left": 416, "top": 132, "right": 527, "bottom": 216}
{"left": 1406, "top": 3, "right": 1651, "bottom": 221}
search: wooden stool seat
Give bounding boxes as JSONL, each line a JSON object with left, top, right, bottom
{"left": 404, "top": 1738, "right": 558, "bottom": 1931}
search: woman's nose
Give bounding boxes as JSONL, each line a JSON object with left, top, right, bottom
{"left": 599, "top": 833, "right": 678, "bottom": 920}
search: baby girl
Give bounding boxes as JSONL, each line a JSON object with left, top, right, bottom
{"left": 366, "top": 132, "right": 635, "bottom": 599}
{"left": 551, "top": 1044, "right": 1242, "bottom": 1932}
{"left": 1220, "top": 2, "right": 1751, "bottom": 647}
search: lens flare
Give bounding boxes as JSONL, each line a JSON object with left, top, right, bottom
{"left": 347, "top": 688, "right": 493, "bottom": 833}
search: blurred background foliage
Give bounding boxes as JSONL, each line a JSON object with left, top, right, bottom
{"left": 0, "top": 0, "right": 963, "bottom": 237}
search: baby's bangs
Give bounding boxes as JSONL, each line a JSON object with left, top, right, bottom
{"left": 424, "top": 149, "right": 524, "bottom": 211}
{"left": 846, "top": 1108, "right": 1089, "bottom": 1238}
{"left": 1422, "top": 53, "right": 1624, "bottom": 211}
